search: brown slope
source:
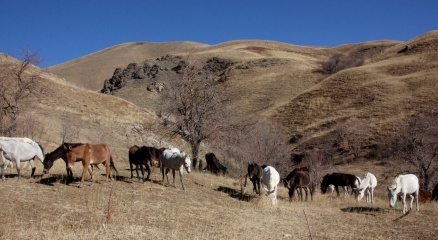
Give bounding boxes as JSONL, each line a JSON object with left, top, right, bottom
{"left": 275, "top": 31, "right": 438, "bottom": 154}
{"left": 49, "top": 41, "right": 209, "bottom": 91}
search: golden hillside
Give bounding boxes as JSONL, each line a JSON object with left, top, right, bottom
{"left": 45, "top": 32, "right": 438, "bottom": 162}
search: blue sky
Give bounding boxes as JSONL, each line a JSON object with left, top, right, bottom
{"left": 1, "top": 0, "right": 437, "bottom": 67}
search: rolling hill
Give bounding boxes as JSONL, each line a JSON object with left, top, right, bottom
{"left": 48, "top": 31, "right": 438, "bottom": 167}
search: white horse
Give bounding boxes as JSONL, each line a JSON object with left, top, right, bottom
{"left": 261, "top": 165, "right": 280, "bottom": 205}
{"left": 0, "top": 137, "right": 44, "bottom": 180}
{"left": 355, "top": 172, "right": 377, "bottom": 203}
{"left": 387, "top": 174, "right": 419, "bottom": 214}
{"left": 160, "top": 148, "right": 191, "bottom": 190}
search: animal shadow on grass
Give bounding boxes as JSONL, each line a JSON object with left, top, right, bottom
{"left": 98, "top": 173, "right": 128, "bottom": 182}
{"left": 37, "top": 174, "right": 77, "bottom": 186}
{"left": 341, "top": 207, "right": 387, "bottom": 216}
{"left": 216, "top": 186, "right": 256, "bottom": 202}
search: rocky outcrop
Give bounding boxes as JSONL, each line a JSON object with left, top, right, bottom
{"left": 101, "top": 55, "right": 234, "bottom": 94}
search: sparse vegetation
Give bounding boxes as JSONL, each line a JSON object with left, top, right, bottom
{"left": 392, "top": 111, "right": 438, "bottom": 190}
{"left": 320, "top": 53, "right": 364, "bottom": 74}
{"left": 0, "top": 50, "right": 40, "bottom": 136}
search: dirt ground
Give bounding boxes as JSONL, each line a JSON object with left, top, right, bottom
{"left": 0, "top": 163, "right": 436, "bottom": 240}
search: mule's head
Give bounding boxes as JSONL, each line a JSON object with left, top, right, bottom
{"left": 247, "top": 163, "right": 260, "bottom": 179}
{"left": 43, "top": 152, "right": 55, "bottom": 174}
{"left": 43, "top": 144, "right": 69, "bottom": 174}
{"left": 387, "top": 185, "right": 398, "bottom": 208}
{"left": 183, "top": 154, "right": 191, "bottom": 173}
{"left": 320, "top": 175, "right": 330, "bottom": 194}
{"left": 282, "top": 178, "right": 290, "bottom": 189}
{"left": 355, "top": 188, "right": 365, "bottom": 201}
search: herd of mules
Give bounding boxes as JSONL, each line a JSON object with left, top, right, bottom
{"left": 1, "top": 137, "right": 437, "bottom": 213}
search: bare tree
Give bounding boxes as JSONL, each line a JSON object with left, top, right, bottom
{"left": 226, "top": 117, "right": 288, "bottom": 176}
{"left": 393, "top": 111, "right": 438, "bottom": 190}
{"left": 160, "top": 64, "right": 235, "bottom": 170}
{"left": 301, "top": 148, "right": 334, "bottom": 186}
{"left": 0, "top": 50, "right": 40, "bottom": 136}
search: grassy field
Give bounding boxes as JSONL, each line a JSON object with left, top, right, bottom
{"left": 0, "top": 162, "right": 436, "bottom": 240}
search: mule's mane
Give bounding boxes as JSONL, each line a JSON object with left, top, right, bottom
{"left": 64, "top": 143, "right": 85, "bottom": 148}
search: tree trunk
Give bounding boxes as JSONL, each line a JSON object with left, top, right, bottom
{"left": 191, "top": 143, "right": 201, "bottom": 171}
{"left": 423, "top": 172, "right": 430, "bottom": 190}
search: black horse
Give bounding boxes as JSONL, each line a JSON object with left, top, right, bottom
{"left": 244, "top": 163, "right": 263, "bottom": 195}
{"left": 320, "top": 172, "right": 361, "bottom": 196}
{"left": 432, "top": 183, "right": 438, "bottom": 201}
{"left": 128, "top": 145, "right": 164, "bottom": 181}
{"left": 203, "top": 152, "right": 228, "bottom": 175}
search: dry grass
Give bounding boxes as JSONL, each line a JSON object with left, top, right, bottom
{"left": 0, "top": 161, "right": 436, "bottom": 240}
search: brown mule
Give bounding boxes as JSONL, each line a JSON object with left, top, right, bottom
{"left": 43, "top": 143, "right": 118, "bottom": 185}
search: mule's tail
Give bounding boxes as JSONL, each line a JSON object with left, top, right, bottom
{"left": 110, "top": 155, "right": 119, "bottom": 177}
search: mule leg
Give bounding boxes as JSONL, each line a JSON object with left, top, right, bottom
{"left": 29, "top": 159, "right": 36, "bottom": 177}
{"left": 370, "top": 187, "right": 374, "bottom": 204}
{"left": 304, "top": 187, "right": 309, "bottom": 201}
{"left": 129, "top": 160, "right": 134, "bottom": 179}
{"left": 145, "top": 163, "right": 151, "bottom": 181}
{"left": 402, "top": 192, "right": 407, "bottom": 213}
{"left": 88, "top": 165, "right": 93, "bottom": 181}
{"left": 179, "top": 169, "right": 185, "bottom": 190}
{"left": 172, "top": 169, "right": 176, "bottom": 186}
{"left": 165, "top": 168, "right": 170, "bottom": 185}
{"left": 16, "top": 160, "right": 21, "bottom": 180}
{"left": 135, "top": 164, "right": 140, "bottom": 180}
{"left": 288, "top": 188, "right": 293, "bottom": 202}
{"left": 106, "top": 160, "right": 112, "bottom": 181}
{"left": 335, "top": 186, "right": 340, "bottom": 197}
{"left": 257, "top": 180, "right": 261, "bottom": 195}
{"left": 0, "top": 151, "right": 6, "bottom": 180}
{"left": 416, "top": 190, "right": 419, "bottom": 211}
{"left": 80, "top": 161, "right": 89, "bottom": 185}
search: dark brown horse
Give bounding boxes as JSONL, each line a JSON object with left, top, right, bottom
{"left": 244, "top": 163, "right": 263, "bottom": 195}
{"left": 283, "top": 168, "right": 314, "bottom": 201}
{"left": 128, "top": 145, "right": 164, "bottom": 181}
{"left": 43, "top": 143, "right": 118, "bottom": 185}
{"left": 432, "top": 183, "right": 438, "bottom": 201}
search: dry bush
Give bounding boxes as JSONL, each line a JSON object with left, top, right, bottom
{"left": 225, "top": 117, "right": 288, "bottom": 175}
{"left": 301, "top": 148, "right": 334, "bottom": 186}
{"left": 320, "top": 53, "right": 364, "bottom": 74}
{"left": 390, "top": 110, "right": 438, "bottom": 190}
{"left": 0, "top": 50, "right": 40, "bottom": 136}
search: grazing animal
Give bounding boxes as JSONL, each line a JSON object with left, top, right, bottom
{"left": 43, "top": 143, "right": 118, "bottom": 185}
{"left": 203, "top": 152, "right": 227, "bottom": 175}
{"left": 387, "top": 174, "right": 419, "bottom": 214}
{"left": 432, "top": 184, "right": 438, "bottom": 201}
{"left": 283, "top": 168, "right": 314, "bottom": 201}
{"left": 160, "top": 148, "right": 191, "bottom": 190}
{"left": 244, "top": 163, "right": 263, "bottom": 195}
{"left": 261, "top": 165, "right": 280, "bottom": 205}
{"left": 320, "top": 172, "right": 361, "bottom": 196}
{"left": 355, "top": 172, "right": 378, "bottom": 204}
{"left": 128, "top": 145, "right": 163, "bottom": 181}
{"left": 0, "top": 137, "right": 44, "bottom": 180}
